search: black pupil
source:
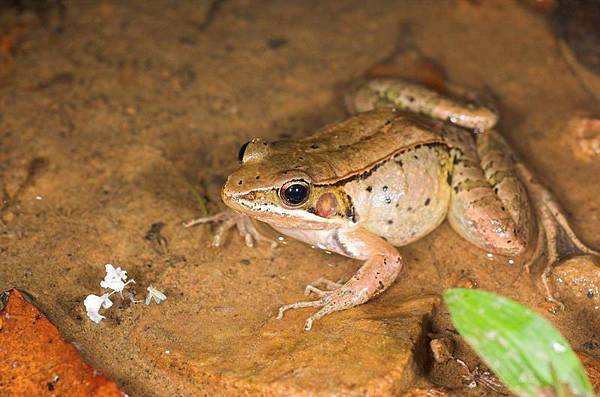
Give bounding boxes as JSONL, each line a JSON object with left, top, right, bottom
{"left": 238, "top": 141, "right": 250, "bottom": 162}
{"left": 283, "top": 184, "right": 308, "bottom": 205}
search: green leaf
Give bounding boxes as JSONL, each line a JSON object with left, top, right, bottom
{"left": 443, "top": 289, "right": 594, "bottom": 397}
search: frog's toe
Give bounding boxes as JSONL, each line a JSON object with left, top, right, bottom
{"left": 311, "top": 277, "right": 343, "bottom": 290}
{"left": 236, "top": 214, "right": 278, "bottom": 248}
{"left": 304, "top": 277, "right": 344, "bottom": 297}
{"left": 304, "top": 304, "right": 340, "bottom": 331}
{"left": 304, "top": 285, "right": 328, "bottom": 297}
{"left": 276, "top": 299, "right": 324, "bottom": 321}
{"left": 183, "top": 211, "right": 229, "bottom": 228}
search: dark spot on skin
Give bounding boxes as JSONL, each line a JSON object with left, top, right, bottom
{"left": 387, "top": 220, "right": 393, "bottom": 224}
{"left": 395, "top": 158, "right": 403, "bottom": 166}
{"left": 395, "top": 203, "right": 399, "bottom": 208}
{"left": 407, "top": 206, "right": 412, "bottom": 212}
{"left": 267, "top": 37, "right": 288, "bottom": 49}
{"left": 311, "top": 144, "right": 319, "bottom": 149}
{"left": 346, "top": 194, "right": 358, "bottom": 222}
{"left": 263, "top": 142, "right": 268, "bottom": 146}
{"left": 385, "top": 197, "right": 392, "bottom": 204}
{"left": 299, "top": 156, "right": 304, "bottom": 160}
{"left": 255, "top": 175, "right": 260, "bottom": 180}
{"left": 424, "top": 198, "right": 431, "bottom": 206}
{"left": 238, "top": 180, "right": 243, "bottom": 185}
{"left": 413, "top": 155, "right": 419, "bottom": 160}
{"left": 494, "top": 187, "right": 499, "bottom": 193}
{"left": 47, "top": 382, "right": 55, "bottom": 391}
{"left": 583, "top": 341, "right": 599, "bottom": 351}
{"left": 454, "top": 185, "right": 461, "bottom": 193}
{"left": 383, "top": 185, "right": 388, "bottom": 192}
{"left": 501, "top": 206, "right": 506, "bottom": 211}
{"left": 366, "top": 186, "right": 373, "bottom": 192}
{"left": 346, "top": 206, "right": 356, "bottom": 222}
{"left": 407, "top": 96, "right": 415, "bottom": 102}
{"left": 447, "top": 173, "right": 453, "bottom": 185}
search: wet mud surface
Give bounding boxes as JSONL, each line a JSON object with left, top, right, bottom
{"left": 1, "top": 1, "right": 599, "bottom": 396}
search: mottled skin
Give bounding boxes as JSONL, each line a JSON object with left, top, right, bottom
{"left": 186, "top": 78, "right": 599, "bottom": 331}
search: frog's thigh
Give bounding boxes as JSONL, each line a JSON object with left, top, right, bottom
{"left": 345, "top": 78, "right": 498, "bottom": 131}
{"left": 447, "top": 132, "right": 533, "bottom": 256}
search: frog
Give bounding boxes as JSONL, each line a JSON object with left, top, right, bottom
{"left": 186, "top": 78, "right": 600, "bottom": 331}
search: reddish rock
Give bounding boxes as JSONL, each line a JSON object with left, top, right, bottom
{"left": 0, "top": 289, "right": 125, "bottom": 397}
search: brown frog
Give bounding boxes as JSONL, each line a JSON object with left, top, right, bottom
{"left": 186, "top": 78, "right": 599, "bottom": 331}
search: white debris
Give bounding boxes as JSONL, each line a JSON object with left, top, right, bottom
{"left": 146, "top": 286, "right": 167, "bottom": 305}
{"left": 84, "top": 293, "right": 113, "bottom": 324}
{"left": 100, "top": 264, "right": 133, "bottom": 293}
{"left": 84, "top": 263, "right": 166, "bottom": 324}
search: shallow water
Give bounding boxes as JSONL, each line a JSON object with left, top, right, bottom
{"left": 1, "top": 1, "right": 599, "bottom": 396}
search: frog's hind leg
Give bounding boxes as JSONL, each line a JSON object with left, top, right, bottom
{"left": 481, "top": 132, "right": 599, "bottom": 306}
{"left": 446, "top": 128, "right": 534, "bottom": 257}
{"left": 344, "top": 78, "right": 498, "bottom": 131}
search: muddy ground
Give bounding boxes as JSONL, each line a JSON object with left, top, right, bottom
{"left": 1, "top": 1, "right": 599, "bottom": 396}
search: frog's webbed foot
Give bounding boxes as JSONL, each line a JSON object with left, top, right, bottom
{"left": 277, "top": 228, "right": 403, "bottom": 331}
{"left": 183, "top": 210, "right": 277, "bottom": 248}
{"left": 516, "top": 162, "right": 600, "bottom": 308}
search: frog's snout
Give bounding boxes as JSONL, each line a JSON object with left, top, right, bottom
{"left": 221, "top": 175, "right": 237, "bottom": 201}
{"left": 222, "top": 175, "right": 252, "bottom": 203}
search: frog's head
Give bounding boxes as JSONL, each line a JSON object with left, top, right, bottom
{"left": 221, "top": 139, "right": 352, "bottom": 229}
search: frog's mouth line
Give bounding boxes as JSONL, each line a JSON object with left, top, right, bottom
{"left": 230, "top": 194, "right": 340, "bottom": 228}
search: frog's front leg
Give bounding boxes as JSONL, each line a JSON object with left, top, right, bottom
{"left": 276, "top": 227, "right": 403, "bottom": 331}
{"left": 183, "top": 209, "right": 277, "bottom": 248}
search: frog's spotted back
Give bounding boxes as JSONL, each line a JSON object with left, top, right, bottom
{"left": 292, "top": 109, "right": 447, "bottom": 184}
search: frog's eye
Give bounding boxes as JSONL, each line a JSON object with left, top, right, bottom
{"left": 238, "top": 141, "right": 251, "bottom": 162}
{"left": 280, "top": 180, "right": 310, "bottom": 207}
